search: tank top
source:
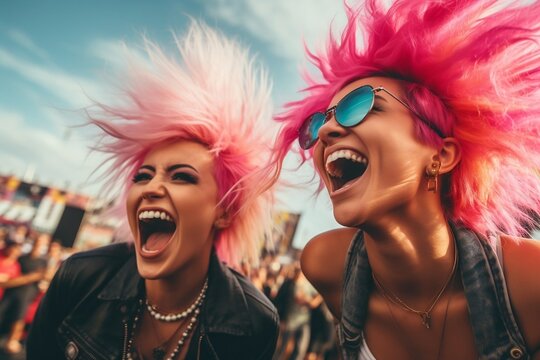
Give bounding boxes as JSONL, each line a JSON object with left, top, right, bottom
{"left": 337, "top": 223, "right": 530, "bottom": 360}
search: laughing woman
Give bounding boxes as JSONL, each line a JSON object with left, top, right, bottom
{"left": 27, "top": 22, "right": 279, "bottom": 360}
{"left": 274, "top": 0, "right": 540, "bottom": 359}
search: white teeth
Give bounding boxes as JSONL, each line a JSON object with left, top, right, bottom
{"left": 325, "top": 149, "right": 368, "bottom": 177}
{"left": 138, "top": 210, "right": 173, "bottom": 222}
{"left": 325, "top": 149, "right": 367, "bottom": 167}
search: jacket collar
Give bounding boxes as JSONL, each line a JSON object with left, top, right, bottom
{"left": 201, "top": 249, "right": 253, "bottom": 336}
{"left": 97, "top": 246, "right": 253, "bottom": 336}
{"left": 97, "top": 244, "right": 140, "bottom": 301}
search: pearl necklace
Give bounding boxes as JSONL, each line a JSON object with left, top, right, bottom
{"left": 125, "top": 279, "right": 208, "bottom": 360}
{"left": 146, "top": 279, "right": 208, "bottom": 322}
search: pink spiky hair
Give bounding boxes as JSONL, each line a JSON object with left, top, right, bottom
{"left": 274, "top": 0, "right": 540, "bottom": 239}
{"left": 88, "top": 21, "right": 276, "bottom": 266}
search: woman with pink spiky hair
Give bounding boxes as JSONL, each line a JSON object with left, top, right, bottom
{"left": 273, "top": 0, "right": 540, "bottom": 358}
{"left": 26, "top": 22, "right": 279, "bottom": 360}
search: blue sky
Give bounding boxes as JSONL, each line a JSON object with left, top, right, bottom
{"left": 0, "top": 0, "right": 346, "bottom": 247}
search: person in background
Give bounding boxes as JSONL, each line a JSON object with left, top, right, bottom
{"left": 0, "top": 227, "right": 8, "bottom": 252}
{"left": 0, "top": 240, "right": 22, "bottom": 300}
{"left": 8, "top": 226, "right": 28, "bottom": 246}
{"left": 272, "top": 0, "right": 540, "bottom": 358}
{"left": 306, "top": 299, "right": 334, "bottom": 360}
{"left": 0, "top": 234, "right": 48, "bottom": 354}
{"left": 42, "top": 241, "right": 63, "bottom": 286}
{"left": 27, "top": 21, "right": 279, "bottom": 360}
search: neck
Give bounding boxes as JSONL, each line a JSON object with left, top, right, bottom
{"left": 362, "top": 204, "right": 456, "bottom": 301}
{"left": 144, "top": 255, "right": 210, "bottom": 313}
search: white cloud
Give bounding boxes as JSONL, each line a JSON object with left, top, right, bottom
{"left": 88, "top": 39, "right": 131, "bottom": 68}
{"left": 7, "top": 29, "right": 51, "bottom": 61}
{"left": 0, "top": 46, "right": 105, "bottom": 109}
{"left": 0, "top": 108, "right": 105, "bottom": 195}
{"left": 87, "top": 38, "right": 152, "bottom": 79}
{"left": 205, "top": 0, "right": 345, "bottom": 62}
{"left": 12, "top": 84, "right": 75, "bottom": 132}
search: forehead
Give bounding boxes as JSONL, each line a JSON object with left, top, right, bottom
{"left": 330, "top": 76, "right": 405, "bottom": 106}
{"left": 143, "top": 140, "right": 214, "bottom": 169}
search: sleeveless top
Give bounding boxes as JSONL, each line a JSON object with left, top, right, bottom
{"left": 337, "top": 223, "right": 530, "bottom": 360}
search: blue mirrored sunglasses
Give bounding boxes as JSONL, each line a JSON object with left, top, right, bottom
{"left": 298, "top": 85, "right": 444, "bottom": 150}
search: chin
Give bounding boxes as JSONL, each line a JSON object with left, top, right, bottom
{"left": 137, "top": 267, "right": 162, "bottom": 280}
{"left": 332, "top": 205, "right": 365, "bottom": 228}
{"left": 138, "top": 269, "right": 161, "bottom": 280}
{"left": 135, "top": 254, "right": 175, "bottom": 280}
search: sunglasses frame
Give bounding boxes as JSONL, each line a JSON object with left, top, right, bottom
{"left": 298, "top": 85, "right": 445, "bottom": 149}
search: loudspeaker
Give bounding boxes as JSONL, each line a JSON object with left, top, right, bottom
{"left": 52, "top": 206, "right": 86, "bottom": 248}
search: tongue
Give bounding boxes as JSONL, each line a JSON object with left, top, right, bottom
{"left": 144, "top": 232, "right": 172, "bottom": 251}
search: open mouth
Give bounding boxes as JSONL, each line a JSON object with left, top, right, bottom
{"left": 138, "top": 210, "right": 176, "bottom": 254}
{"left": 325, "top": 149, "right": 368, "bottom": 192}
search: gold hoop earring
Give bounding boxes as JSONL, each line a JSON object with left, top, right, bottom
{"left": 426, "top": 161, "right": 441, "bottom": 192}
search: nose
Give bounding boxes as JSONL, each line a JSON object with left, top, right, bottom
{"left": 141, "top": 178, "right": 166, "bottom": 200}
{"left": 317, "top": 110, "right": 347, "bottom": 145}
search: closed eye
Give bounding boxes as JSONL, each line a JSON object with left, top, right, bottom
{"left": 132, "top": 172, "right": 152, "bottom": 183}
{"left": 171, "top": 172, "right": 198, "bottom": 184}
{"left": 371, "top": 104, "right": 383, "bottom": 112}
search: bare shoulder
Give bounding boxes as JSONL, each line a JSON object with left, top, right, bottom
{"left": 300, "top": 227, "right": 358, "bottom": 318}
{"left": 301, "top": 227, "right": 357, "bottom": 287}
{"left": 501, "top": 235, "right": 540, "bottom": 353}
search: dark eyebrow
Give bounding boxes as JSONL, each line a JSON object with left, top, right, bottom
{"left": 167, "top": 164, "right": 198, "bottom": 173}
{"left": 137, "top": 164, "right": 198, "bottom": 173}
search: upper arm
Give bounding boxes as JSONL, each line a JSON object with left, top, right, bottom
{"left": 501, "top": 236, "right": 540, "bottom": 354}
{"left": 300, "top": 227, "right": 357, "bottom": 319}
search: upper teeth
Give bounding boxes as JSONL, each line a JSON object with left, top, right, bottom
{"left": 326, "top": 149, "right": 367, "bottom": 168}
{"left": 138, "top": 210, "right": 173, "bottom": 221}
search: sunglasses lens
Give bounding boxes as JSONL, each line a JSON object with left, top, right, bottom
{"left": 299, "top": 112, "right": 326, "bottom": 149}
{"left": 335, "top": 86, "right": 374, "bottom": 127}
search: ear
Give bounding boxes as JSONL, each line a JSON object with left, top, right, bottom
{"left": 214, "top": 212, "right": 232, "bottom": 230}
{"left": 437, "top": 137, "right": 461, "bottom": 175}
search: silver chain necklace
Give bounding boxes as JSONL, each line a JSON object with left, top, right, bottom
{"left": 126, "top": 279, "right": 208, "bottom": 360}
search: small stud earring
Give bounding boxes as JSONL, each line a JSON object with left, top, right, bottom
{"left": 426, "top": 161, "right": 441, "bottom": 192}
{"left": 214, "top": 217, "right": 229, "bottom": 229}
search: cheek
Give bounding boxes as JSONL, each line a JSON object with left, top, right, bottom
{"left": 369, "top": 130, "right": 428, "bottom": 183}
{"left": 173, "top": 189, "right": 219, "bottom": 226}
{"left": 125, "top": 187, "right": 139, "bottom": 232}
{"left": 313, "top": 146, "right": 327, "bottom": 177}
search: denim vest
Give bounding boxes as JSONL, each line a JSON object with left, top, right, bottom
{"left": 337, "top": 224, "right": 529, "bottom": 360}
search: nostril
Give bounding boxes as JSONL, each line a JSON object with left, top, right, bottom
{"left": 328, "top": 130, "right": 343, "bottom": 138}
{"left": 142, "top": 191, "right": 164, "bottom": 200}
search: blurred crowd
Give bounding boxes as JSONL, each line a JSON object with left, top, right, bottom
{"left": 0, "top": 224, "right": 73, "bottom": 359}
{"left": 248, "top": 253, "right": 339, "bottom": 360}
{"left": 0, "top": 224, "right": 338, "bottom": 360}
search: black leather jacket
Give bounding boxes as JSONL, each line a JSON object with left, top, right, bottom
{"left": 27, "top": 243, "right": 279, "bottom": 360}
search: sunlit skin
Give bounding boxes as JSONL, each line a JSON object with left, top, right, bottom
{"left": 126, "top": 140, "right": 227, "bottom": 359}
{"left": 303, "top": 77, "right": 482, "bottom": 359}
{"left": 314, "top": 77, "right": 442, "bottom": 229}
{"left": 302, "top": 77, "right": 540, "bottom": 359}
{"left": 313, "top": 77, "right": 463, "bottom": 293}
